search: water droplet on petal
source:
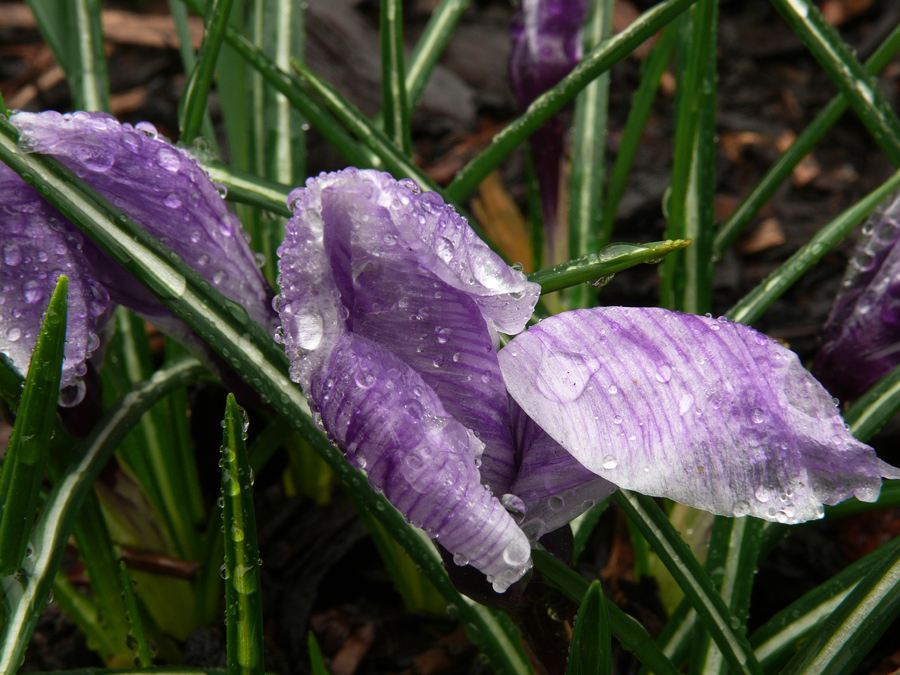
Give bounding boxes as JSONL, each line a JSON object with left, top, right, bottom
{"left": 655, "top": 364, "right": 672, "bottom": 383}
{"left": 602, "top": 455, "right": 617, "bottom": 470}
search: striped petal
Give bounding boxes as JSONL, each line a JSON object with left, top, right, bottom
{"left": 814, "top": 189, "right": 900, "bottom": 400}
{"left": 0, "top": 166, "right": 110, "bottom": 399}
{"left": 500, "top": 307, "right": 900, "bottom": 523}
{"left": 277, "top": 168, "right": 540, "bottom": 590}
{"left": 11, "top": 111, "right": 275, "bottom": 331}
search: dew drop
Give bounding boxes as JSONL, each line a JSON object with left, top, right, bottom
{"left": 602, "top": 455, "right": 617, "bottom": 470}
{"left": 655, "top": 364, "right": 672, "bottom": 383}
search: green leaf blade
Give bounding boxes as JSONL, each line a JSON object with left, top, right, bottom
{"left": 566, "top": 580, "right": 612, "bottom": 675}
{"left": 221, "top": 394, "right": 265, "bottom": 675}
{"left": 0, "top": 276, "right": 68, "bottom": 576}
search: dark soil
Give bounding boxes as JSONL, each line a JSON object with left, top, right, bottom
{"left": 3, "top": 0, "right": 900, "bottom": 673}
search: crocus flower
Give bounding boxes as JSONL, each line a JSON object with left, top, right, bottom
{"left": 277, "top": 168, "right": 900, "bottom": 592}
{"left": 509, "top": 0, "right": 589, "bottom": 264}
{"left": 813, "top": 189, "right": 900, "bottom": 401}
{"left": 0, "top": 111, "right": 274, "bottom": 403}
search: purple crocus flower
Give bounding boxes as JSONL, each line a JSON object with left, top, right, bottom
{"left": 509, "top": 0, "right": 589, "bottom": 264}
{"left": 277, "top": 169, "right": 900, "bottom": 592}
{"left": 0, "top": 111, "right": 275, "bottom": 402}
{"left": 814, "top": 190, "right": 900, "bottom": 401}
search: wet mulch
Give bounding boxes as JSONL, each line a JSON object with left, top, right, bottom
{"left": 3, "top": 0, "right": 900, "bottom": 673}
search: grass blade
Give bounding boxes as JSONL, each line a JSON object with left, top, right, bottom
{"left": 0, "top": 358, "right": 204, "bottom": 675}
{"left": 291, "top": 60, "right": 440, "bottom": 191}
{"left": 168, "top": 0, "right": 219, "bottom": 151}
{"left": 532, "top": 549, "right": 681, "bottom": 675}
{"left": 404, "top": 0, "right": 470, "bottom": 112}
{"left": 713, "top": 23, "right": 900, "bottom": 260}
{"left": 0, "top": 116, "right": 533, "bottom": 675}
{"left": 202, "top": 161, "right": 293, "bottom": 218}
{"left": 24, "top": 0, "right": 68, "bottom": 65}
{"left": 308, "top": 632, "right": 328, "bottom": 675}
{"left": 605, "top": 26, "right": 677, "bottom": 226}
{"left": 689, "top": 516, "right": 764, "bottom": 675}
{"left": 119, "top": 560, "right": 156, "bottom": 667}
{"left": 751, "top": 537, "right": 900, "bottom": 673}
{"left": 102, "top": 307, "right": 201, "bottom": 560}
{"left": 727, "top": 168, "right": 900, "bottom": 325}
{"left": 659, "top": 0, "right": 717, "bottom": 314}
{"left": 380, "top": 0, "right": 412, "bottom": 154}
{"left": 769, "top": 0, "right": 900, "bottom": 167}
{"left": 568, "top": 0, "right": 614, "bottom": 310}
{"left": 179, "top": 0, "right": 237, "bottom": 144}
{"left": 0, "top": 276, "right": 68, "bottom": 575}
{"left": 779, "top": 539, "right": 900, "bottom": 675}
{"left": 566, "top": 580, "right": 612, "bottom": 675}
{"left": 248, "top": 0, "right": 307, "bottom": 287}
{"left": 66, "top": 0, "right": 111, "bottom": 112}
{"left": 613, "top": 491, "right": 762, "bottom": 675}
{"left": 446, "top": 0, "right": 700, "bottom": 203}
{"left": 221, "top": 394, "right": 265, "bottom": 675}
{"left": 844, "top": 361, "right": 900, "bottom": 441}
{"left": 528, "top": 239, "right": 690, "bottom": 294}
{"left": 178, "top": 0, "right": 374, "bottom": 169}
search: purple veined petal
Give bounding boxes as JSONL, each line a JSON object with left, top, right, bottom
{"left": 508, "top": 398, "right": 616, "bottom": 541}
{"left": 509, "top": 0, "right": 589, "bottom": 109}
{"left": 279, "top": 169, "right": 539, "bottom": 492}
{"left": 814, "top": 189, "right": 900, "bottom": 401}
{"left": 0, "top": 166, "right": 110, "bottom": 399}
{"left": 499, "top": 307, "right": 900, "bottom": 524}
{"left": 311, "top": 331, "right": 532, "bottom": 592}
{"left": 10, "top": 111, "right": 275, "bottom": 331}
{"left": 509, "top": 0, "right": 588, "bottom": 263}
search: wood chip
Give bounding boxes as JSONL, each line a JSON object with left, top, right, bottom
{"left": 470, "top": 171, "right": 533, "bottom": 272}
{"left": 0, "top": 4, "right": 204, "bottom": 49}
{"left": 820, "top": 0, "right": 875, "bottom": 26}
{"left": 737, "top": 217, "right": 786, "bottom": 255}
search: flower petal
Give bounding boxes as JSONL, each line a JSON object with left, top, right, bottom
{"left": 814, "top": 189, "right": 900, "bottom": 400}
{"left": 278, "top": 168, "right": 539, "bottom": 590}
{"left": 279, "top": 168, "right": 539, "bottom": 492}
{"left": 499, "top": 307, "right": 900, "bottom": 523}
{"left": 508, "top": 399, "right": 616, "bottom": 540}
{"left": 310, "top": 331, "right": 532, "bottom": 592}
{"left": 0, "top": 166, "right": 110, "bottom": 395}
{"left": 509, "top": 0, "right": 589, "bottom": 109}
{"left": 11, "top": 111, "right": 274, "bottom": 330}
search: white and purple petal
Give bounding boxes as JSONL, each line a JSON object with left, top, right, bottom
{"left": 500, "top": 307, "right": 900, "bottom": 523}
{"left": 279, "top": 168, "right": 539, "bottom": 492}
{"left": 278, "top": 168, "right": 539, "bottom": 589}
{"left": 508, "top": 399, "right": 616, "bottom": 540}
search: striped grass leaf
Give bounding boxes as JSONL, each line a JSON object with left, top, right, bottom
{"left": 0, "top": 277, "right": 68, "bottom": 575}
{"left": 221, "top": 394, "right": 265, "bottom": 675}
{"left": 613, "top": 490, "right": 762, "bottom": 675}
{"left": 659, "top": 0, "right": 717, "bottom": 315}
{"left": 769, "top": 0, "right": 900, "bottom": 167}
{"left": 566, "top": 580, "right": 612, "bottom": 675}
{"left": 528, "top": 239, "right": 690, "bottom": 294}
{"left": 0, "top": 358, "right": 204, "bottom": 674}
{"left": 568, "top": 0, "right": 614, "bottom": 310}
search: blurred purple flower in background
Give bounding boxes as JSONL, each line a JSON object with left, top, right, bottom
{"left": 0, "top": 111, "right": 275, "bottom": 404}
{"left": 509, "top": 0, "right": 589, "bottom": 265}
{"left": 277, "top": 168, "right": 899, "bottom": 592}
{"left": 814, "top": 190, "right": 900, "bottom": 401}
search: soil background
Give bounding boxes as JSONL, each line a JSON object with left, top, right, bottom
{"left": 2, "top": 0, "right": 900, "bottom": 673}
